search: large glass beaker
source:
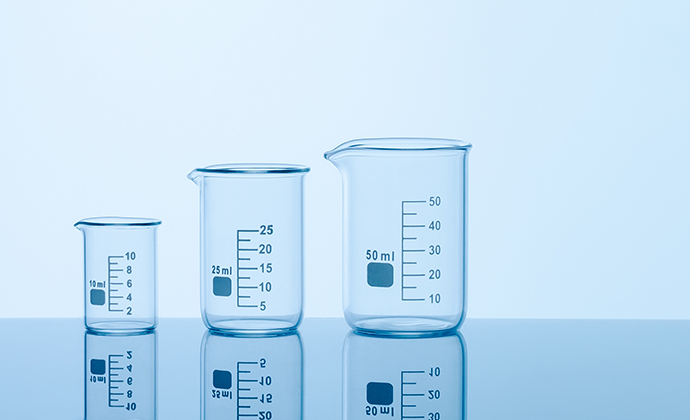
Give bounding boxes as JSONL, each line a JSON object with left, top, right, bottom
{"left": 326, "top": 138, "right": 471, "bottom": 335}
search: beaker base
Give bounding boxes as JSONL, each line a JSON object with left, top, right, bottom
{"left": 347, "top": 316, "right": 459, "bottom": 337}
{"left": 86, "top": 320, "right": 156, "bottom": 334}
{"left": 204, "top": 317, "right": 300, "bottom": 336}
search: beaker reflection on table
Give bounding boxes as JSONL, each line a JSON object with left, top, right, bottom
{"left": 201, "top": 331, "right": 303, "bottom": 419}
{"left": 84, "top": 330, "right": 157, "bottom": 419}
{"left": 343, "top": 331, "right": 466, "bottom": 420}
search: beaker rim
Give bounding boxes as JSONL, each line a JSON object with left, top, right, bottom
{"left": 191, "top": 163, "right": 311, "bottom": 175}
{"left": 324, "top": 137, "right": 472, "bottom": 160}
{"left": 74, "top": 217, "right": 162, "bottom": 227}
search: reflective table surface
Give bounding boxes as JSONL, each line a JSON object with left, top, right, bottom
{"left": 0, "top": 318, "right": 688, "bottom": 419}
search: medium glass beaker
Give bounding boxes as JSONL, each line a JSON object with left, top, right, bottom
{"left": 188, "top": 164, "right": 309, "bottom": 334}
{"left": 326, "top": 138, "right": 471, "bottom": 335}
{"left": 76, "top": 217, "right": 160, "bottom": 332}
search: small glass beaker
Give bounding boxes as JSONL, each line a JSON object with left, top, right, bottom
{"left": 326, "top": 138, "right": 471, "bottom": 335}
{"left": 201, "top": 330, "right": 302, "bottom": 419}
{"left": 343, "top": 331, "right": 466, "bottom": 420}
{"left": 188, "top": 164, "right": 309, "bottom": 334}
{"left": 75, "top": 217, "right": 160, "bottom": 332}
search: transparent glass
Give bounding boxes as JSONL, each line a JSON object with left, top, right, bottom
{"left": 85, "top": 330, "right": 157, "bottom": 419}
{"left": 189, "top": 164, "right": 309, "bottom": 334}
{"left": 326, "top": 138, "right": 471, "bottom": 335}
{"left": 343, "top": 331, "right": 466, "bottom": 419}
{"left": 201, "top": 330, "right": 302, "bottom": 419}
{"left": 76, "top": 217, "right": 160, "bottom": 332}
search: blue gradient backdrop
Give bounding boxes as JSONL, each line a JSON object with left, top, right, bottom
{"left": 0, "top": 1, "right": 688, "bottom": 319}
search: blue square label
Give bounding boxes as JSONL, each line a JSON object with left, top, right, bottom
{"left": 367, "top": 263, "right": 394, "bottom": 288}
{"left": 213, "top": 276, "right": 232, "bottom": 297}
{"left": 367, "top": 381, "right": 393, "bottom": 405}
{"left": 213, "top": 370, "right": 232, "bottom": 389}
{"left": 90, "top": 289, "right": 106, "bottom": 306}
{"left": 90, "top": 359, "right": 106, "bottom": 375}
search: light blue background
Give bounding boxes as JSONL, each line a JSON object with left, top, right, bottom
{"left": 1, "top": 1, "right": 688, "bottom": 319}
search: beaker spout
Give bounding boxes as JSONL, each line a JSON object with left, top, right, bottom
{"left": 324, "top": 142, "right": 355, "bottom": 170}
{"left": 323, "top": 143, "right": 349, "bottom": 163}
{"left": 187, "top": 170, "right": 202, "bottom": 186}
